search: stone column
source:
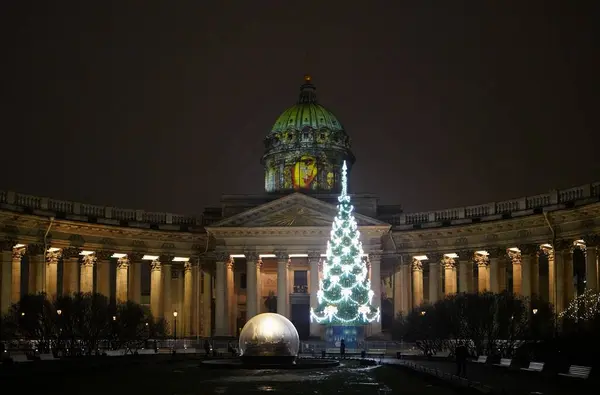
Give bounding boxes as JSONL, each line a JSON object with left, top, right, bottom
{"left": 62, "top": 249, "right": 79, "bottom": 296}
{"left": 162, "top": 263, "right": 172, "bottom": 332}
{"left": 428, "top": 256, "right": 440, "bottom": 303}
{"left": 202, "top": 266, "right": 212, "bottom": 337}
{"left": 28, "top": 246, "right": 45, "bottom": 294}
{"left": 563, "top": 247, "right": 575, "bottom": 304}
{"left": 532, "top": 251, "right": 540, "bottom": 297}
{"left": 487, "top": 248, "right": 503, "bottom": 294}
{"left": 183, "top": 262, "right": 193, "bottom": 336}
{"left": 411, "top": 258, "right": 423, "bottom": 307}
{"left": 543, "top": 247, "right": 556, "bottom": 306}
{"left": 80, "top": 254, "right": 95, "bottom": 293}
{"left": 96, "top": 255, "right": 111, "bottom": 298}
{"left": 402, "top": 258, "right": 412, "bottom": 311}
{"left": 475, "top": 253, "right": 490, "bottom": 292}
{"left": 585, "top": 237, "right": 598, "bottom": 291}
{"left": 442, "top": 256, "right": 457, "bottom": 295}
{"left": 246, "top": 253, "right": 258, "bottom": 320}
{"left": 128, "top": 258, "right": 142, "bottom": 304}
{"left": 308, "top": 251, "right": 320, "bottom": 337}
{"left": 458, "top": 251, "right": 472, "bottom": 293}
{"left": 393, "top": 261, "right": 403, "bottom": 316}
{"left": 553, "top": 244, "right": 567, "bottom": 313}
{"left": 256, "top": 259, "right": 262, "bottom": 315}
{"left": 150, "top": 259, "right": 163, "bottom": 319}
{"left": 276, "top": 251, "right": 289, "bottom": 317}
{"left": 369, "top": 253, "right": 382, "bottom": 335}
{"left": 519, "top": 244, "right": 538, "bottom": 299}
{"left": 11, "top": 247, "right": 25, "bottom": 304}
{"left": 214, "top": 254, "right": 228, "bottom": 337}
{"left": 508, "top": 249, "right": 523, "bottom": 295}
{"left": 227, "top": 259, "right": 236, "bottom": 336}
{"left": 1, "top": 249, "right": 12, "bottom": 313}
{"left": 45, "top": 248, "right": 61, "bottom": 299}
{"left": 116, "top": 256, "right": 129, "bottom": 303}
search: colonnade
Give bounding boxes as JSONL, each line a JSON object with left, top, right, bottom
{"left": 212, "top": 250, "right": 383, "bottom": 338}
{"left": 394, "top": 237, "right": 599, "bottom": 316}
{"left": 0, "top": 244, "right": 212, "bottom": 337}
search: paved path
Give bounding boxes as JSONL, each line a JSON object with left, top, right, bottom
{"left": 382, "top": 357, "right": 593, "bottom": 395}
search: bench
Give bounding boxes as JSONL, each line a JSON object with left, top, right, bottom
{"left": 521, "top": 362, "right": 544, "bottom": 372}
{"left": 177, "top": 347, "right": 197, "bottom": 354}
{"left": 11, "top": 354, "right": 30, "bottom": 363}
{"left": 39, "top": 353, "right": 58, "bottom": 361}
{"left": 558, "top": 365, "right": 592, "bottom": 379}
{"left": 366, "top": 348, "right": 385, "bottom": 356}
{"left": 105, "top": 349, "right": 125, "bottom": 357}
{"left": 474, "top": 355, "right": 487, "bottom": 364}
{"left": 494, "top": 358, "right": 512, "bottom": 368}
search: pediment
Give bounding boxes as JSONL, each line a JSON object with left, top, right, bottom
{"left": 208, "top": 193, "right": 389, "bottom": 228}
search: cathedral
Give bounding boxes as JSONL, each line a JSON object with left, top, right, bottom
{"left": 1, "top": 76, "right": 599, "bottom": 340}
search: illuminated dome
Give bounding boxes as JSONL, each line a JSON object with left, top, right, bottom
{"left": 238, "top": 313, "right": 300, "bottom": 364}
{"left": 270, "top": 76, "right": 344, "bottom": 134}
{"left": 262, "top": 76, "right": 355, "bottom": 194}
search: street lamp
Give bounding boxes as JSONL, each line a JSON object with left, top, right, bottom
{"left": 57, "top": 309, "right": 62, "bottom": 316}
{"left": 173, "top": 311, "right": 178, "bottom": 342}
{"left": 532, "top": 308, "right": 538, "bottom": 315}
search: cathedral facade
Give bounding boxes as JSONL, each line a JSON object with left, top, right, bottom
{"left": 1, "top": 77, "right": 599, "bottom": 339}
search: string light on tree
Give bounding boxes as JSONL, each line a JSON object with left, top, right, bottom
{"left": 559, "top": 289, "right": 600, "bottom": 322}
{"left": 310, "top": 161, "right": 380, "bottom": 325}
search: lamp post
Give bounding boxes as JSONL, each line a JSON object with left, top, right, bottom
{"left": 173, "top": 311, "right": 178, "bottom": 345}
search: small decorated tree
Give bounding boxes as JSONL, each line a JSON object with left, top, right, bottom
{"left": 310, "top": 161, "right": 380, "bottom": 325}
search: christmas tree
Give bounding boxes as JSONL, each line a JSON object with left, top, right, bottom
{"left": 310, "top": 161, "right": 380, "bottom": 325}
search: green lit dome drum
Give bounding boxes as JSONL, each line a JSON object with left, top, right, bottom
{"left": 262, "top": 76, "right": 355, "bottom": 194}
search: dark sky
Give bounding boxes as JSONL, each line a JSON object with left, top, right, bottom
{"left": 1, "top": 1, "right": 598, "bottom": 216}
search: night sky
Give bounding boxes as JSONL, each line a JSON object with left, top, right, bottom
{"left": 1, "top": 1, "right": 598, "bottom": 216}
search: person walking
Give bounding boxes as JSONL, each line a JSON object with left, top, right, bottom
{"left": 340, "top": 339, "right": 346, "bottom": 360}
{"left": 455, "top": 342, "right": 468, "bottom": 377}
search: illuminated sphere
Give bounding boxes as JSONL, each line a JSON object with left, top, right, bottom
{"left": 238, "top": 313, "right": 300, "bottom": 364}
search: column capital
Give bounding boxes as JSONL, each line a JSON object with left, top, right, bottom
{"left": 368, "top": 250, "right": 383, "bottom": 261}
{"left": 457, "top": 249, "right": 473, "bottom": 261}
{"left": 307, "top": 250, "right": 321, "bottom": 262}
{"left": 245, "top": 251, "right": 259, "bottom": 261}
{"left": 474, "top": 253, "right": 489, "bottom": 267}
{"left": 441, "top": 255, "right": 456, "bottom": 269}
{"left": 61, "top": 247, "right": 80, "bottom": 259}
{"left": 584, "top": 234, "right": 600, "bottom": 247}
{"left": 411, "top": 258, "right": 423, "bottom": 272}
{"left": 160, "top": 253, "right": 175, "bottom": 263}
{"left": 554, "top": 239, "right": 572, "bottom": 252}
{"left": 26, "top": 244, "right": 45, "bottom": 256}
{"left": 96, "top": 250, "right": 112, "bottom": 261}
{"left": 487, "top": 247, "right": 507, "bottom": 259}
{"left": 81, "top": 254, "right": 97, "bottom": 267}
{"left": 0, "top": 240, "right": 16, "bottom": 252}
{"left": 150, "top": 259, "right": 161, "bottom": 271}
{"left": 214, "top": 251, "right": 230, "bottom": 262}
{"left": 399, "top": 253, "right": 412, "bottom": 265}
{"left": 128, "top": 252, "right": 144, "bottom": 262}
{"left": 46, "top": 248, "right": 62, "bottom": 265}
{"left": 117, "top": 256, "right": 130, "bottom": 268}
{"left": 518, "top": 243, "right": 540, "bottom": 256}
{"left": 184, "top": 261, "right": 192, "bottom": 272}
{"left": 508, "top": 249, "right": 522, "bottom": 265}
{"left": 274, "top": 250, "right": 288, "bottom": 261}
{"left": 12, "top": 246, "right": 26, "bottom": 260}
{"left": 540, "top": 245, "right": 554, "bottom": 259}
